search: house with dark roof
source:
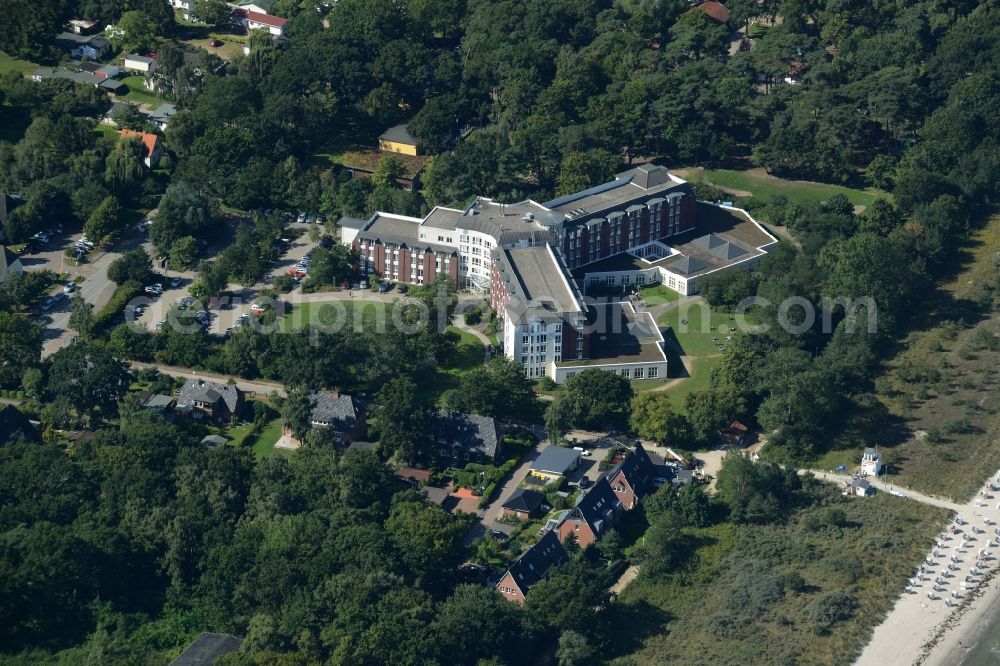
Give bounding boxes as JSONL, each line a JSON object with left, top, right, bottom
{"left": 434, "top": 410, "right": 501, "bottom": 463}
{"left": 0, "top": 405, "right": 38, "bottom": 443}
{"left": 556, "top": 477, "right": 623, "bottom": 548}
{"left": 176, "top": 379, "right": 244, "bottom": 423}
{"left": 720, "top": 420, "right": 749, "bottom": 447}
{"left": 605, "top": 442, "right": 655, "bottom": 510}
{"left": 379, "top": 124, "right": 422, "bottom": 156}
{"left": 529, "top": 446, "right": 581, "bottom": 482}
{"left": 0, "top": 193, "right": 25, "bottom": 242}
{"left": 502, "top": 488, "right": 547, "bottom": 520}
{"left": 495, "top": 530, "right": 568, "bottom": 604}
{"left": 0, "top": 245, "right": 24, "bottom": 283}
{"left": 171, "top": 632, "right": 243, "bottom": 665}
{"left": 281, "top": 390, "right": 364, "bottom": 445}
{"left": 55, "top": 32, "right": 110, "bottom": 60}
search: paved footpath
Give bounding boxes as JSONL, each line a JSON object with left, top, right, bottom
{"left": 804, "top": 469, "right": 964, "bottom": 513}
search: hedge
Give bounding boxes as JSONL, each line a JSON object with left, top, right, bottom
{"left": 93, "top": 280, "right": 143, "bottom": 333}
{"left": 210, "top": 32, "right": 248, "bottom": 43}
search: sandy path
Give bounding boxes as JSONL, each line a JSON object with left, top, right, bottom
{"left": 855, "top": 471, "right": 1000, "bottom": 666}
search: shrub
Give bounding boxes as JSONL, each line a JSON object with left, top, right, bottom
{"left": 464, "top": 308, "right": 482, "bottom": 325}
{"left": 805, "top": 591, "right": 857, "bottom": 631}
{"left": 93, "top": 280, "right": 143, "bottom": 332}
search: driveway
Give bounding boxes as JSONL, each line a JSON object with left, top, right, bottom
{"left": 464, "top": 436, "right": 546, "bottom": 545}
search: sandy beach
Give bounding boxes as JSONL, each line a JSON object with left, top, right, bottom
{"left": 856, "top": 471, "right": 1000, "bottom": 666}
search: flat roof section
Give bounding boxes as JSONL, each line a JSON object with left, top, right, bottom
{"left": 559, "top": 301, "right": 667, "bottom": 367}
{"left": 502, "top": 245, "right": 582, "bottom": 315}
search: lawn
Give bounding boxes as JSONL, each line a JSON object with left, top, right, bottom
{"left": 681, "top": 167, "right": 886, "bottom": 208}
{"left": 227, "top": 417, "right": 290, "bottom": 459}
{"left": 662, "top": 357, "right": 718, "bottom": 409}
{"left": 0, "top": 51, "right": 38, "bottom": 77}
{"left": 607, "top": 489, "right": 950, "bottom": 665}
{"left": 182, "top": 38, "right": 245, "bottom": 61}
{"left": 422, "top": 327, "right": 486, "bottom": 406}
{"left": 657, "top": 298, "right": 738, "bottom": 358}
{"left": 279, "top": 299, "right": 387, "bottom": 332}
{"left": 637, "top": 284, "right": 680, "bottom": 306}
{"left": 120, "top": 76, "right": 169, "bottom": 108}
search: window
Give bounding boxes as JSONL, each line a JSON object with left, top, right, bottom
{"left": 605, "top": 275, "right": 616, "bottom": 286}
{"left": 622, "top": 368, "right": 630, "bottom": 379}
{"left": 648, "top": 367, "right": 658, "bottom": 378}
{"left": 634, "top": 367, "right": 644, "bottom": 379}
{"left": 622, "top": 275, "right": 631, "bottom": 285}
{"left": 522, "top": 335, "right": 529, "bottom": 344}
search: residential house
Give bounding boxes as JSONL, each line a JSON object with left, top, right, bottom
{"left": 231, "top": 7, "right": 289, "bottom": 36}
{"left": 32, "top": 67, "right": 126, "bottom": 93}
{"left": 0, "top": 192, "right": 25, "bottom": 242}
{"left": 556, "top": 477, "right": 623, "bottom": 549}
{"left": 720, "top": 420, "right": 749, "bottom": 447}
{"left": 861, "top": 447, "right": 883, "bottom": 476}
{"left": 149, "top": 103, "right": 177, "bottom": 130}
{"left": 118, "top": 130, "right": 163, "bottom": 168}
{"left": 529, "top": 446, "right": 581, "bottom": 483}
{"left": 501, "top": 488, "right": 547, "bottom": 520}
{"left": 175, "top": 379, "right": 244, "bottom": 423}
{"left": 378, "top": 124, "right": 422, "bottom": 156}
{"left": 495, "top": 530, "right": 568, "bottom": 604}
{"left": 200, "top": 434, "right": 228, "bottom": 449}
{"left": 281, "top": 390, "right": 364, "bottom": 446}
{"left": 0, "top": 246, "right": 24, "bottom": 283}
{"left": 605, "top": 442, "right": 655, "bottom": 510}
{"left": 848, "top": 477, "right": 874, "bottom": 497}
{"left": 67, "top": 19, "right": 99, "bottom": 35}
{"left": 123, "top": 54, "right": 158, "bottom": 73}
{"left": 170, "top": 0, "right": 193, "bottom": 20}
{"left": 396, "top": 467, "right": 433, "bottom": 485}
{"left": 433, "top": 410, "right": 501, "bottom": 464}
{"left": 140, "top": 392, "right": 174, "bottom": 413}
{"left": 170, "top": 633, "right": 243, "bottom": 666}
{"left": 0, "top": 404, "right": 38, "bottom": 443}
{"left": 55, "top": 32, "right": 110, "bottom": 60}
{"left": 690, "top": 1, "right": 731, "bottom": 23}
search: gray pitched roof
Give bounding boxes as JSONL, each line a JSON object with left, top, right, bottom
{"left": 531, "top": 446, "right": 581, "bottom": 476}
{"left": 567, "top": 477, "right": 621, "bottom": 535}
{"left": 177, "top": 379, "right": 242, "bottom": 414}
{"left": 502, "top": 488, "right": 546, "bottom": 513}
{"left": 665, "top": 255, "right": 707, "bottom": 275}
{"left": 200, "top": 434, "right": 228, "bottom": 448}
{"left": 0, "top": 404, "right": 37, "bottom": 443}
{"left": 606, "top": 442, "right": 655, "bottom": 497}
{"left": 171, "top": 632, "right": 243, "bottom": 665}
{"left": 310, "top": 391, "right": 358, "bottom": 430}
{"left": 500, "top": 530, "right": 567, "bottom": 595}
{"left": 380, "top": 123, "right": 419, "bottom": 146}
{"left": 125, "top": 53, "right": 156, "bottom": 64}
{"left": 435, "top": 410, "right": 501, "bottom": 459}
{"left": 337, "top": 216, "right": 367, "bottom": 229}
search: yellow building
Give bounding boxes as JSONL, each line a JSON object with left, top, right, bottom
{"left": 378, "top": 124, "right": 422, "bottom": 156}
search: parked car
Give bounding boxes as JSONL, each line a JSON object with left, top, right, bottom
{"left": 397, "top": 283, "right": 409, "bottom": 294}
{"left": 578, "top": 476, "right": 592, "bottom": 489}
{"left": 209, "top": 39, "right": 223, "bottom": 47}
{"left": 296, "top": 212, "right": 306, "bottom": 223}
{"left": 63, "top": 281, "right": 76, "bottom": 293}
{"left": 40, "top": 296, "right": 56, "bottom": 311}
{"left": 315, "top": 216, "right": 325, "bottom": 225}
{"left": 490, "top": 530, "right": 509, "bottom": 542}
{"left": 170, "top": 277, "right": 182, "bottom": 288}
{"left": 378, "top": 282, "right": 390, "bottom": 293}
{"left": 154, "top": 320, "right": 166, "bottom": 332}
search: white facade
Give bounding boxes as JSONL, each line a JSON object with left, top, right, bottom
{"left": 506, "top": 317, "right": 564, "bottom": 380}
{"left": 861, "top": 448, "right": 883, "bottom": 476}
{"left": 552, "top": 359, "right": 666, "bottom": 384}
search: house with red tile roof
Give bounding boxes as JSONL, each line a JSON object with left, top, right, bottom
{"left": 118, "top": 130, "right": 163, "bottom": 168}
{"left": 691, "top": 1, "right": 731, "bottom": 24}
{"left": 231, "top": 6, "right": 289, "bottom": 36}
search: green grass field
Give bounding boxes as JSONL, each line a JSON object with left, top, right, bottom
{"left": 0, "top": 51, "right": 38, "bottom": 77}
{"left": 226, "top": 417, "right": 289, "bottom": 459}
{"left": 279, "top": 299, "right": 386, "bottom": 332}
{"left": 120, "top": 76, "right": 169, "bottom": 107}
{"left": 423, "top": 327, "right": 486, "bottom": 406}
{"left": 682, "top": 167, "right": 886, "bottom": 208}
{"left": 638, "top": 284, "right": 680, "bottom": 306}
{"left": 658, "top": 299, "right": 738, "bottom": 357}
{"left": 662, "top": 357, "right": 718, "bottom": 408}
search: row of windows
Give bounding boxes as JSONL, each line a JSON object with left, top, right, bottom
{"left": 563, "top": 366, "right": 659, "bottom": 380}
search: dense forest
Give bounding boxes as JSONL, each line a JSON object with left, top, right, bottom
{"left": 1, "top": 0, "right": 999, "bottom": 662}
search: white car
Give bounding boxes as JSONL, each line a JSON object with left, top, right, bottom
{"left": 63, "top": 281, "right": 76, "bottom": 293}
